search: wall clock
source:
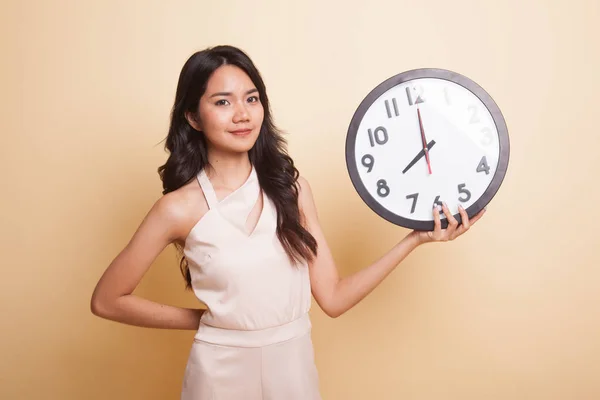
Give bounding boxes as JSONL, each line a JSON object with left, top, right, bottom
{"left": 345, "top": 68, "right": 509, "bottom": 230}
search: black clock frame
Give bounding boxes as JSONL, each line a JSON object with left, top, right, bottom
{"left": 345, "top": 68, "right": 510, "bottom": 231}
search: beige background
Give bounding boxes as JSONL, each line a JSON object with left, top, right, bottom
{"left": 2, "top": 0, "right": 599, "bottom": 399}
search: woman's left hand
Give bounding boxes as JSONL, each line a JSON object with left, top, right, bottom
{"left": 412, "top": 202, "right": 486, "bottom": 245}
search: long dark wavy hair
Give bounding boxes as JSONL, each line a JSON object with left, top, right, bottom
{"left": 158, "top": 45, "right": 318, "bottom": 288}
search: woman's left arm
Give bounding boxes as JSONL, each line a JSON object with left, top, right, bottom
{"left": 297, "top": 176, "right": 485, "bottom": 318}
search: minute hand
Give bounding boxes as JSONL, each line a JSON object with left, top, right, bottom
{"left": 416, "top": 108, "right": 433, "bottom": 174}
{"left": 402, "top": 140, "right": 436, "bottom": 174}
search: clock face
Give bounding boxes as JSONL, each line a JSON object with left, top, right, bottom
{"left": 346, "top": 69, "right": 509, "bottom": 231}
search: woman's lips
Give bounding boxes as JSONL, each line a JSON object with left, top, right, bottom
{"left": 229, "top": 129, "right": 252, "bottom": 136}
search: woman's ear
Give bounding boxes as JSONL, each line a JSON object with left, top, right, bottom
{"left": 185, "top": 111, "right": 203, "bottom": 132}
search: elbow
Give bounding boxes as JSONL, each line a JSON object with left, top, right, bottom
{"left": 90, "top": 290, "right": 114, "bottom": 319}
{"left": 316, "top": 289, "right": 346, "bottom": 318}
{"left": 322, "top": 304, "right": 345, "bottom": 319}
{"left": 90, "top": 294, "right": 106, "bottom": 317}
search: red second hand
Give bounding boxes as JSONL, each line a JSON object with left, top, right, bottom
{"left": 417, "top": 107, "right": 432, "bottom": 174}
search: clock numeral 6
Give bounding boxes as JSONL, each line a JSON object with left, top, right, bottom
{"left": 368, "top": 126, "right": 388, "bottom": 147}
{"left": 377, "top": 179, "right": 390, "bottom": 198}
{"left": 361, "top": 154, "right": 374, "bottom": 172}
{"left": 433, "top": 195, "right": 443, "bottom": 208}
{"left": 458, "top": 183, "right": 472, "bottom": 202}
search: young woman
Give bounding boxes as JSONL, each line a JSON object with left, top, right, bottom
{"left": 91, "top": 45, "right": 485, "bottom": 400}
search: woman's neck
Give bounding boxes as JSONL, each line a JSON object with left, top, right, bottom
{"left": 205, "top": 151, "right": 253, "bottom": 191}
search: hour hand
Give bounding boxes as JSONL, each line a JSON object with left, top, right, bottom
{"left": 402, "top": 140, "right": 436, "bottom": 174}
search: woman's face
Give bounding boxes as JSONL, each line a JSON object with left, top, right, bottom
{"left": 190, "top": 65, "right": 264, "bottom": 154}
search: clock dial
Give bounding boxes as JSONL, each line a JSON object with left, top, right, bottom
{"left": 346, "top": 69, "right": 509, "bottom": 230}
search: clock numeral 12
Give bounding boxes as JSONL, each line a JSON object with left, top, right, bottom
{"left": 406, "top": 86, "right": 425, "bottom": 106}
{"left": 368, "top": 126, "right": 388, "bottom": 147}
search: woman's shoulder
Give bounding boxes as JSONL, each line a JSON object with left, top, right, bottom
{"left": 152, "top": 177, "right": 210, "bottom": 244}
{"left": 295, "top": 175, "right": 317, "bottom": 214}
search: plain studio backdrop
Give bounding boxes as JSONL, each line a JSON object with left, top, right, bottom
{"left": 1, "top": 0, "right": 599, "bottom": 399}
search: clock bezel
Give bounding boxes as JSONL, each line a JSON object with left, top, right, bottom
{"left": 345, "top": 68, "right": 510, "bottom": 231}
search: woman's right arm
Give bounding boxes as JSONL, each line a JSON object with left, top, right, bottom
{"left": 90, "top": 193, "right": 204, "bottom": 330}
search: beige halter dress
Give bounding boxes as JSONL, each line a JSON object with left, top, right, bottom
{"left": 180, "top": 165, "right": 321, "bottom": 400}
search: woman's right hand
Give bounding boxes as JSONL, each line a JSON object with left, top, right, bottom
{"left": 411, "top": 202, "right": 486, "bottom": 246}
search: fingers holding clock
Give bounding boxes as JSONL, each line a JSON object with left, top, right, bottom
{"left": 467, "top": 207, "right": 487, "bottom": 226}
{"left": 427, "top": 205, "right": 443, "bottom": 241}
{"left": 441, "top": 202, "right": 459, "bottom": 237}
{"left": 456, "top": 204, "right": 471, "bottom": 232}
{"left": 452, "top": 205, "right": 486, "bottom": 238}
{"left": 427, "top": 202, "right": 484, "bottom": 242}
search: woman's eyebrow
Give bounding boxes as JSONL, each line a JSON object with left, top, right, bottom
{"left": 209, "top": 88, "right": 258, "bottom": 98}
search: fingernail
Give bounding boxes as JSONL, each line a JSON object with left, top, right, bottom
{"left": 458, "top": 204, "right": 463, "bottom": 210}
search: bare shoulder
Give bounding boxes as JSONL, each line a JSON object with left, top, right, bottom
{"left": 296, "top": 175, "right": 318, "bottom": 218}
{"left": 151, "top": 178, "right": 209, "bottom": 245}
{"left": 296, "top": 175, "right": 312, "bottom": 201}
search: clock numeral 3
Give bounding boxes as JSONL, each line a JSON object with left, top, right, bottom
{"left": 385, "top": 98, "right": 400, "bottom": 118}
{"left": 406, "top": 86, "right": 425, "bottom": 106}
{"left": 368, "top": 126, "right": 388, "bottom": 147}
{"left": 477, "top": 156, "right": 491, "bottom": 175}
{"left": 406, "top": 193, "right": 419, "bottom": 214}
{"left": 458, "top": 183, "right": 472, "bottom": 202}
{"left": 481, "top": 127, "right": 494, "bottom": 146}
{"left": 377, "top": 179, "right": 390, "bottom": 198}
{"left": 361, "top": 154, "right": 374, "bottom": 172}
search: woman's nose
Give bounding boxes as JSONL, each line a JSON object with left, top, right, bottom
{"left": 233, "top": 102, "right": 250, "bottom": 123}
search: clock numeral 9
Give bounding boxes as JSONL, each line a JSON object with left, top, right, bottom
{"left": 368, "top": 127, "right": 388, "bottom": 147}
{"left": 361, "top": 154, "right": 374, "bottom": 172}
{"left": 377, "top": 179, "right": 390, "bottom": 198}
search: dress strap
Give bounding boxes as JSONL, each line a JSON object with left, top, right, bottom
{"left": 197, "top": 169, "right": 219, "bottom": 209}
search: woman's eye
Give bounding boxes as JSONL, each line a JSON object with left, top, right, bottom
{"left": 247, "top": 96, "right": 259, "bottom": 103}
{"left": 215, "top": 99, "right": 229, "bottom": 106}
